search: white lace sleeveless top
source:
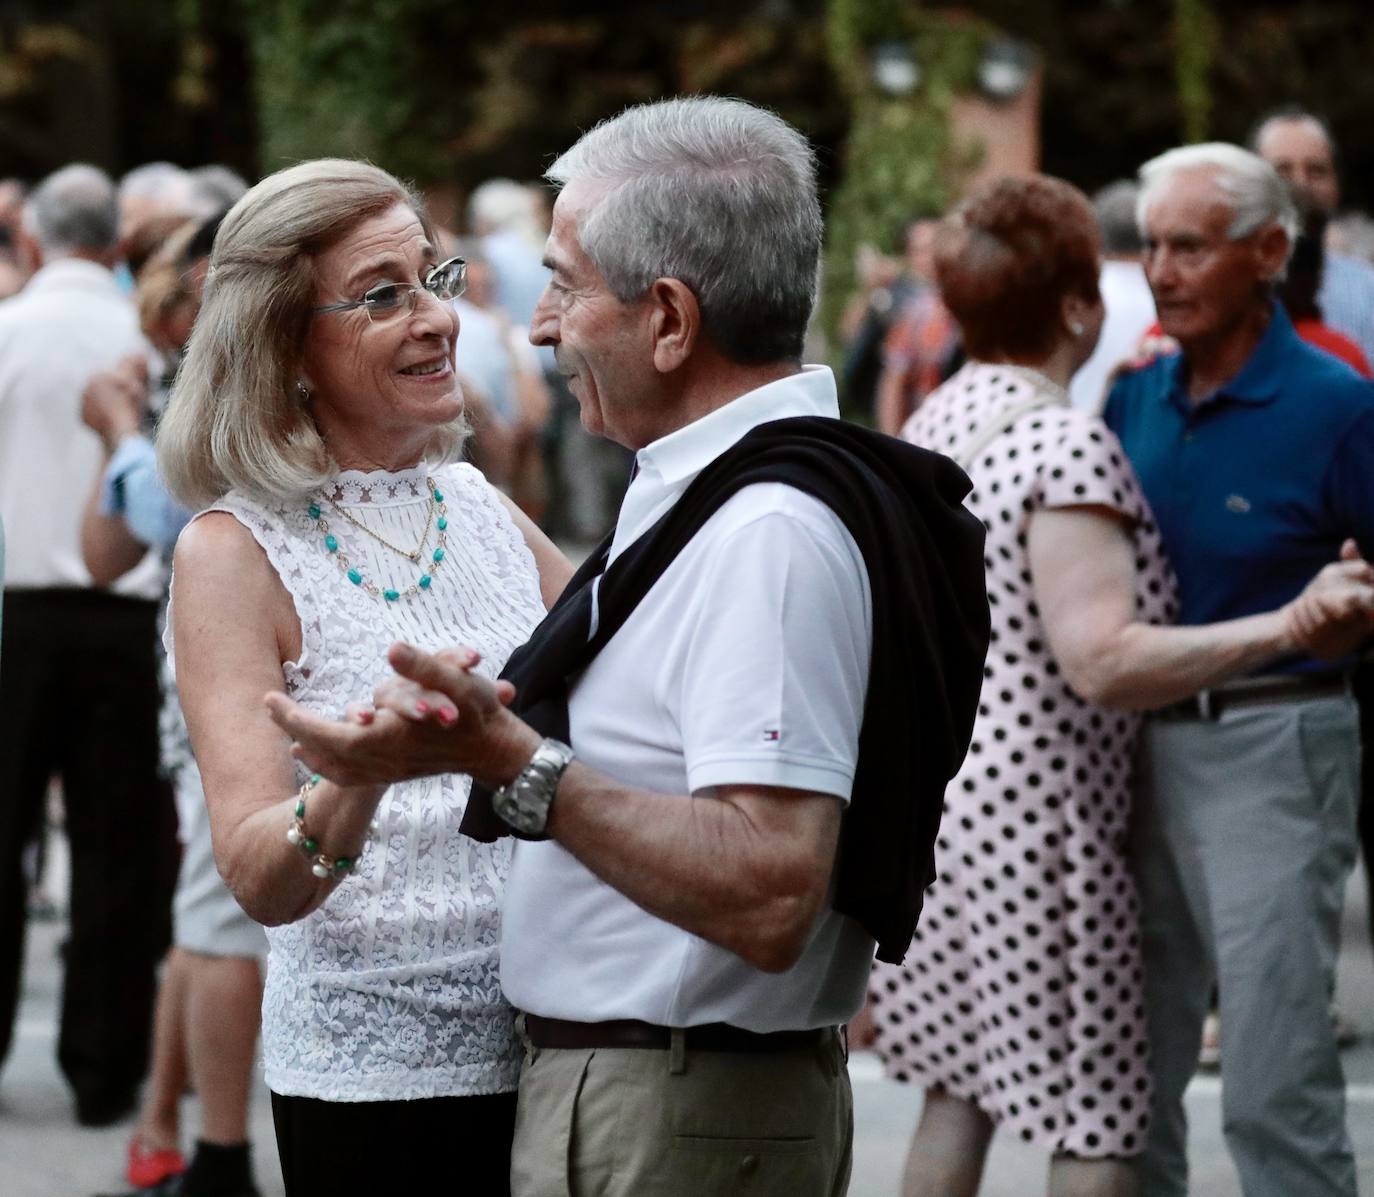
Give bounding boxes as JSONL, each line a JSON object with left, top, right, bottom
{"left": 173, "top": 461, "right": 545, "bottom": 1101}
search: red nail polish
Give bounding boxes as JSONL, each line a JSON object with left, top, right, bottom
{"left": 414, "top": 701, "right": 430, "bottom": 715}
{"left": 437, "top": 708, "right": 457, "bottom": 726}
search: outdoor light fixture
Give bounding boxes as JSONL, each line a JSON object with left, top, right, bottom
{"left": 977, "top": 37, "right": 1036, "bottom": 102}
{"left": 869, "top": 40, "right": 921, "bottom": 96}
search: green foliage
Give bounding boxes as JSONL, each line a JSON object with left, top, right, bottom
{"left": 1173, "top": 0, "right": 1218, "bottom": 142}
{"left": 821, "top": 1, "right": 991, "bottom": 362}
{"left": 240, "top": 0, "right": 441, "bottom": 178}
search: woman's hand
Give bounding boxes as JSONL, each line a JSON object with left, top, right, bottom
{"left": 361, "top": 647, "right": 518, "bottom": 728}
{"left": 80, "top": 354, "right": 148, "bottom": 452}
{"left": 266, "top": 642, "right": 538, "bottom": 791}
{"left": 847, "top": 994, "right": 879, "bottom": 1051}
{"left": 1283, "top": 539, "right": 1374, "bottom": 660}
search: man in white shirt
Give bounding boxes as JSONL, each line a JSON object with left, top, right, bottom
{"left": 272, "top": 97, "right": 989, "bottom": 1196}
{"left": 0, "top": 165, "right": 178, "bottom": 1126}
{"left": 1070, "top": 180, "right": 1157, "bottom": 410}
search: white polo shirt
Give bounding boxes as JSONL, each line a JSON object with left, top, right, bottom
{"left": 499, "top": 366, "right": 877, "bottom": 1032}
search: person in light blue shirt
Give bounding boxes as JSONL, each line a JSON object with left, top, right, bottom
{"left": 1106, "top": 142, "right": 1374, "bottom": 1197}
{"left": 88, "top": 373, "right": 192, "bottom": 556}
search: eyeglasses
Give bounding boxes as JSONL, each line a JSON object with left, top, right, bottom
{"left": 313, "top": 256, "right": 467, "bottom": 323}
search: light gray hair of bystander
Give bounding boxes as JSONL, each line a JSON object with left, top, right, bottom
{"left": 21, "top": 163, "right": 119, "bottom": 257}
{"left": 468, "top": 178, "right": 544, "bottom": 245}
{"left": 119, "top": 161, "right": 195, "bottom": 207}
{"left": 1094, "top": 180, "right": 1145, "bottom": 257}
{"left": 190, "top": 164, "right": 250, "bottom": 212}
{"left": 545, "top": 95, "right": 823, "bottom": 365}
{"left": 118, "top": 161, "right": 200, "bottom": 215}
{"left": 157, "top": 157, "right": 466, "bottom": 510}
{"left": 1136, "top": 142, "right": 1299, "bottom": 249}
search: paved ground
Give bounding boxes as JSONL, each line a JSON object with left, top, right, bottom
{"left": 2, "top": 853, "right": 1371, "bottom": 1196}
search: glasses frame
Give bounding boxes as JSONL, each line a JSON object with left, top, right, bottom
{"left": 312, "top": 255, "right": 467, "bottom": 322}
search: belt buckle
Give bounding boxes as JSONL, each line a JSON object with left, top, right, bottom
{"left": 1197, "top": 689, "right": 1216, "bottom": 721}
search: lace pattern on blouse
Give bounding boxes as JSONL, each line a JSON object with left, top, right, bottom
{"left": 171, "top": 462, "right": 545, "bottom": 1101}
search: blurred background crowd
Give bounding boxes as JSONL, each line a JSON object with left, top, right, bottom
{"left": 4, "top": 2, "right": 1374, "bottom": 1195}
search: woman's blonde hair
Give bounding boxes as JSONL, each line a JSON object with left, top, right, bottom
{"left": 135, "top": 218, "right": 200, "bottom": 346}
{"left": 158, "top": 159, "right": 467, "bottom": 509}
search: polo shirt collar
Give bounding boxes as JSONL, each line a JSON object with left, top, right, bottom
{"left": 1165, "top": 300, "right": 1296, "bottom": 411}
{"left": 635, "top": 364, "right": 838, "bottom": 487}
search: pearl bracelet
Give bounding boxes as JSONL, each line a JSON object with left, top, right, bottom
{"left": 286, "top": 773, "right": 374, "bottom": 879}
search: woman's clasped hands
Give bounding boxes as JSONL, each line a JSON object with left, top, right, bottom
{"left": 265, "top": 641, "right": 540, "bottom": 791}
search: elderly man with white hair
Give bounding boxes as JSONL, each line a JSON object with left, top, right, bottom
{"left": 1104, "top": 144, "right": 1374, "bottom": 1197}
{"left": 0, "top": 164, "right": 178, "bottom": 1126}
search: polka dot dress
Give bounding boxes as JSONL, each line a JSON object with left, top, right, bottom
{"left": 869, "top": 361, "right": 1177, "bottom": 1158}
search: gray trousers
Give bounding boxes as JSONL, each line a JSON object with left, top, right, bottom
{"left": 509, "top": 1026, "right": 853, "bottom": 1196}
{"left": 1132, "top": 695, "right": 1359, "bottom": 1197}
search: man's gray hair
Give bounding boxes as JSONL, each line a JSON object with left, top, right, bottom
{"left": 468, "top": 178, "right": 542, "bottom": 243}
{"left": 1094, "top": 180, "right": 1144, "bottom": 256}
{"left": 119, "top": 161, "right": 194, "bottom": 206}
{"left": 190, "top": 164, "right": 249, "bottom": 211}
{"left": 546, "top": 96, "right": 822, "bottom": 365}
{"left": 22, "top": 164, "right": 118, "bottom": 256}
{"left": 1136, "top": 142, "right": 1299, "bottom": 245}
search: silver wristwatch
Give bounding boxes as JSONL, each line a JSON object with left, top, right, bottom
{"left": 491, "top": 738, "right": 575, "bottom": 838}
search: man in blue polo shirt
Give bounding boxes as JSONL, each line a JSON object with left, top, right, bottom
{"left": 1105, "top": 143, "right": 1374, "bottom": 1197}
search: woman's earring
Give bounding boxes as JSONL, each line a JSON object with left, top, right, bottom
{"left": 1069, "top": 320, "right": 1085, "bottom": 337}
{"left": 296, "top": 381, "right": 311, "bottom": 401}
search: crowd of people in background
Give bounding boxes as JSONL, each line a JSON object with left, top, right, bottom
{"left": 0, "top": 95, "right": 1373, "bottom": 1197}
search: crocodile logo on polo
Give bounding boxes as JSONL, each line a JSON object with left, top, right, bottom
{"left": 1225, "top": 494, "right": 1251, "bottom": 514}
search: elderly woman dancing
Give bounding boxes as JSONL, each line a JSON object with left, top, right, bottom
{"left": 865, "top": 174, "right": 1374, "bottom": 1197}
{"left": 157, "top": 160, "right": 569, "bottom": 1196}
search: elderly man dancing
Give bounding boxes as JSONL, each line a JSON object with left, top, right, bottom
{"left": 270, "top": 96, "right": 991, "bottom": 1196}
{"left": 1106, "top": 144, "right": 1374, "bottom": 1197}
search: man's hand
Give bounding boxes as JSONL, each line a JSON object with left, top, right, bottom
{"left": 1285, "top": 539, "right": 1374, "bottom": 660}
{"left": 81, "top": 354, "right": 149, "bottom": 451}
{"left": 263, "top": 642, "right": 537, "bottom": 790}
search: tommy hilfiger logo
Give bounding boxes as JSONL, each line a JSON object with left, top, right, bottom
{"left": 1225, "top": 494, "right": 1251, "bottom": 514}
{"left": 763, "top": 729, "right": 781, "bottom": 742}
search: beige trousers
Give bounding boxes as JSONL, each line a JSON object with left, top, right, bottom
{"left": 509, "top": 1026, "right": 853, "bottom": 1196}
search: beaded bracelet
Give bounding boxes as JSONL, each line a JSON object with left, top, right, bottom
{"left": 286, "top": 773, "right": 362, "bottom": 880}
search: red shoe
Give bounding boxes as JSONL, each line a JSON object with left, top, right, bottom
{"left": 126, "top": 1135, "right": 186, "bottom": 1189}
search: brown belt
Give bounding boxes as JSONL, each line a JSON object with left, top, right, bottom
{"left": 520, "top": 1014, "right": 831, "bottom": 1054}
{"left": 1155, "top": 672, "right": 1350, "bottom": 722}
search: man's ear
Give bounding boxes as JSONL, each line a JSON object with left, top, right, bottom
{"left": 647, "top": 277, "right": 701, "bottom": 373}
{"left": 1255, "top": 224, "right": 1291, "bottom": 284}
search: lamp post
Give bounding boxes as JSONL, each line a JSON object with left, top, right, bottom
{"left": 977, "top": 37, "right": 1037, "bottom": 103}
{"left": 869, "top": 40, "right": 921, "bottom": 96}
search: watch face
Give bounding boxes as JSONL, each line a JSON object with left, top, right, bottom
{"left": 493, "top": 740, "right": 571, "bottom": 838}
{"left": 495, "top": 781, "right": 549, "bottom": 836}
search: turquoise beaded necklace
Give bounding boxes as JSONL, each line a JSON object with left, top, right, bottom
{"left": 308, "top": 477, "right": 449, "bottom": 603}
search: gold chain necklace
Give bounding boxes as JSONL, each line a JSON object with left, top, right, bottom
{"left": 327, "top": 485, "right": 436, "bottom": 563}
{"left": 307, "top": 477, "right": 450, "bottom": 603}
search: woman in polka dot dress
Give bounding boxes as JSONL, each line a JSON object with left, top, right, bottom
{"left": 867, "top": 175, "right": 1371, "bottom": 1197}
